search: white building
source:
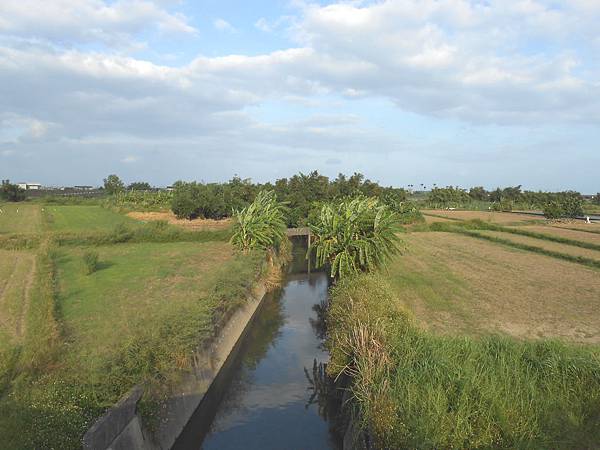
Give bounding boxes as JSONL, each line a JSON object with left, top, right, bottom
{"left": 17, "top": 183, "right": 42, "bottom": 190}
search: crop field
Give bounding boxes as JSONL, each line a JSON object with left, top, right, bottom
{"left": 473, "top": 230, "right": 600, "bottom": 262}
{"left": 551, "top": 222, "right": 600, "bottom": 233}
{"left": 387, "top": 232, "right": 600, "bottom": 343}
{"left": 422, "top": 209, "right": 542, "bottom": 225}
{"left": 0, "top": 203, "right": 41, "bottom": 234}
{"left": 510, "top": 224, "right": 600, "bottom": 244}
{"left": 44, "top": 205, "right": 138, "bottom": 231}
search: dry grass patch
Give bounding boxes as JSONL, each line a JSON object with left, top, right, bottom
{"left": 388, "top": 232, "right": 600, "bottom": 343}
{"left": 127, "top": 211, "right": 232, "bottom": 231}
{"left": 423, "top": 209, "right": 542, "bottom": 225}
{"left": 476, "top": 230, "right": 600, "bottom": 262}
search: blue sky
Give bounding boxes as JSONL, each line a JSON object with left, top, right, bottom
{"left": 1, "top": 0, "right": 599, "bottom": 192}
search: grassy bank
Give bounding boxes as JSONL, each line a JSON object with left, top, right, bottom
{"left": 327, "top": 274, "right": 600, "bottom": 449}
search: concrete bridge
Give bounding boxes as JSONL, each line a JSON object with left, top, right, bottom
{"left": 286, "top": 227, "right": 311, "bottom": 237}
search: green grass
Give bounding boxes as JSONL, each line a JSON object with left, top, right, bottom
{"left": 0, "top": 203, "right": 41, "bottom": 234}
{"left": 0, "top": 240, "right": 265, "bottom": 449}
{"left": 327, "top": 274, "right": 600, "bottom": 449}
{"left": 43, "top": 205, "right": 138, "bottom": 232}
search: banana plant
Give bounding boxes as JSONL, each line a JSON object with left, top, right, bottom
{"left": 231, "top": 190, "right": 287, "bottom": 253}
{"left": 309, "top": 197, "right": 400, "bottom": 279}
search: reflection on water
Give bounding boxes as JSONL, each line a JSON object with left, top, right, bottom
{"left": 175, "top": 241, "right": 342, "bottom": 450}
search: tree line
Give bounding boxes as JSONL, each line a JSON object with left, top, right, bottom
{"left": 428, "top": 185, "right": 593, "bottom": 218}
{"left": 169, "top": 171, "right": 409, "bottom": 227}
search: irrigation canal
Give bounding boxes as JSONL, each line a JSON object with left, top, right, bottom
{"left": 174, "top": 239, "right": 343, "bottom": 450}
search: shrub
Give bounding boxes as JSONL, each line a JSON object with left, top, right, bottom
{"left": 544, "top": 192, "right": 583, "bottom": 219}
{"left": 309, "top": 197, "right": 401, "bottom": 279}
{"left": 82, "top": 251, "right": 99, "bottom": 274}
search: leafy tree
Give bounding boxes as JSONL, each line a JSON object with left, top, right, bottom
{"left": 127, "top": 181, "right": 151, "bottom": 191}
{"left": 309, "top": 197, "right": 401, "bottom": 279}
{"left": 231, "top": 190, "right": 287, "bottom": 252}
{"left": 171, "top": 181, "right": 199, "bottom": 219}
{"left": 103, "top": 174, "right": 125, "bottom": 195}
{"left": 428, "top": 186, "right": 470, "bottom": 208}
{"left": 468, "top": 186, "right": 488, "bottom": 201}
{"left": 543, "top": 191, "right": 583, "bottom": 219}
{"left": 594, "top": 193, "right": 600, "bottom": 206}
{"left": 0, "top": 180, "right": 26, "bottom": 202}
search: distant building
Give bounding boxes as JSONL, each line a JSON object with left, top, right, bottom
{"left": 17, "top": 183, "right": 42, "bottom": 190}
{"left": 74, "top": 185, "right": 95, "bottom": 190}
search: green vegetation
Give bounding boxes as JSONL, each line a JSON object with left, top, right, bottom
{"left": 230, "top": 191, "right": 287, "bottom": 253}
{"left": 0, "top": 197, "right": 272, "bottom": 449}
{"left": 103, "top": 174, "right": 125, "bottom": 195}
{"left": 0, "top": 238, "right": 265, "bottom": 449}
{"left": 327, "top": 274, "right": 600, "bottom": 449}
{"left": 543, "top": 192, "right": 584, "bottom": 219}
{"left": 169, "top": 171, "right": 410, "bottom": 226}
{"left": 43, "top": 205, "right": 137, "bottom": 232}
{"left": 108, "top": 189, "right": 172, "bottom": 211}
{"left": 82, "top": 250, "right": 99, "bottom": 274}
{"left": 309, "top": 197, "right": 400, "bottom": 279}
{"left": 1, "top": 180, "right": 26, "bottom": 202}
{"left": 0, "top": 203, "right": 41, "bottom": 234}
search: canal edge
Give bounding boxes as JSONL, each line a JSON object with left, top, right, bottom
{"left": 82, "top": 281, "right": 271, "bottom": 450}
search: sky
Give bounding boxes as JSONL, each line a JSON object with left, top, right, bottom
{"left": 1, "top": 0, "right": 599, "bottom": 192}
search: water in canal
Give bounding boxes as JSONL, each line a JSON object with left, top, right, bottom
{"left": 174, "top": 241, "right": 343, "bottom": 450}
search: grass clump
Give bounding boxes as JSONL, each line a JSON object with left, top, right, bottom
{"left": 327, "top": 274, "right": 600, "bottom": 449}
{"left": 82, "top": 251, "right": 99, "bottom": 274}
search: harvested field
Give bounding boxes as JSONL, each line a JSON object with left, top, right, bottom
{"left": 422, "top": 209, "right": 542, "bottom": 225}
{"left": 423, "top": 214, "right": 456, "bottom": 224}
{"left": 127, "top": 211, "right": 232, "bottom": 231}
{"left": 475, "top": 230, "right": 600, "bottom": 261}
{"left": 551, "top": 222, "right": 600, "bottom": 233}
{"left": 0, "top": 203, "right": 41, "bottom": 234}
{"left": 509, "top": 225, "right": 600, "bottom": 245}
{"left": 388, "top": 232, "right": 600, "bottom": 343}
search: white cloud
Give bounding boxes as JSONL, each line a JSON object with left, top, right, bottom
{"left": 254, "top": 18, "right": 272, "bottom": 32}
{"left": 213, "top": 18, "right": 237, "bottom": 33}
{"left": 121, "top": 155, "right": 138, "bottom": 163}
{"left": 0, "top": 0, "right": 196, "bottom": 47}
{"left": 1, "top": 0, "right": 600, "bottom": 191}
